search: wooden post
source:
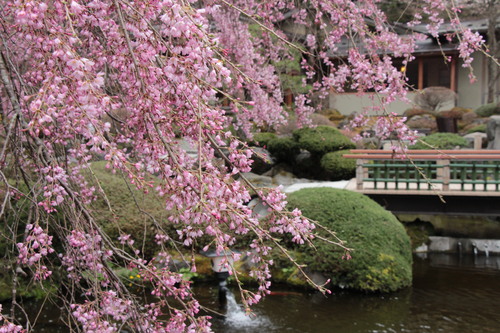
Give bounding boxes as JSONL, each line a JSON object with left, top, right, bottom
{"left": 356, "top": 159, "right": 365, "bottom": 190}
{"left": 439, "top": 159, "right": 450, "bottom": 191}
{"left": 418, "top": 57, "right": 424, "bottom": 90}
{"left": 450, "top": 55, "right": 457, "bottom": 92}
{"left": 474, "top": 134, "right": 482, "bottom": 150}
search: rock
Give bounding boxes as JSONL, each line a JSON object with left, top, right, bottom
{"left": 272, "top": 169, "right": 298, "bottom": 186}
{"left": 250, "top": 147, "right": 275, "bottom": 174}
{"left": 294, "top": 150, "right": 311, "bottom": 164}
{"left": 486, "top": 115, "right": 500, "bottom": 149}
{"left": 178, "top": 138, "right": 198, "bottom": 159}
{"left": 304, "top": 270, "right": 330, "bottom": 286}
{"left": 239, "top": 172, "right": 273, "bottom": 187}
{"left": 292, "top": 150, "right": 317, "bottom": 178}
{"left": 414, "top": 243, "right": 429, "bottom": 253}
{"left": 246, "top": 197, "right": 270, "bottom": 219}
{"left": 463, "top": 132, "right": 487, "bottom": 149}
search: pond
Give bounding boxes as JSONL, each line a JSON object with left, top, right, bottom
{"left": 208, "top": 253, "right": 500, "bottom": 333}
{"left": 3, "top": 253, "right": 500, "bottom": 332}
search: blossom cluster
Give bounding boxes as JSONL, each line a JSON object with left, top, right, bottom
{"left": 71, "top": 291, "right": 132, "bottom": 333}
{"left": 0, "top": 305, "right": 24, "bottom": 333}
{"left": 0, "top": 0, "right": 492, "bottom": 332}
{"left": 16, "top": 224, "right": 54, "bottom": 280}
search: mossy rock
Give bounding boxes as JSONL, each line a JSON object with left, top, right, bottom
{"left": 450, "top": 106, "right": 472, "bottom": 114}
{"left": 465, "top": 124, "right": 487, "bottom": 134}
{"left": 410, "top": 133, "right": 468, "bottom": 150}
{"left": 250, "top": 132, "right": 277, "bottom": 148}
{"left": 266, "top": 137, "right": 300, "bottom": 163}
{"left": 403, "top": 222, "right": 435, "bottom": 250}
{"left": 292, "top": 126, "right": 355, "bottom": 156}
{"left": 87, "top": 161, "right": 171, "bottom": 259}
{"left": 403, "top": 108, "right": 433, "bottom": 119}
{"left": 286, "top": 188, "right": 412, "bottom": 293}
{"left": 320, "top": 150, "right": 356, "bottom": 180}
{"left": 474, "top": 103, "right": 500, "bottom": 117}
{"left": 319, "top": 109, "right": 345, "bottom": 121}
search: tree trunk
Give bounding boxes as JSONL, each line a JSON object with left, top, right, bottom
{"left": 487, "top": 0, "right": 499, "bottom": 103}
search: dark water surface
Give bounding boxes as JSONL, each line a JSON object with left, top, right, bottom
{"left": 3, "top": 254, "right": 500, "bottom": 332}
{"left": 207, "top": 254, "right": 500, "bottom": 333}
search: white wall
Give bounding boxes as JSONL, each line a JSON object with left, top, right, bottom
{"left": 328, "top": 91, "right": 417, "bottom": 115}
{"left": 330, "top": 51, "right": 488, "bottom": 115}
{"left": 457, "top": 51, "right": 486, "bottom": 109}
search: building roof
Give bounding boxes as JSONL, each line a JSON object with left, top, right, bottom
{"left": 330, "top": 36, "right": 458, "bottom": 58}
{"left": 330, "top": 18, "right": 495, "bottom": 58}
{"left": 410, "top": 18, "right": 496, "bottom": 35}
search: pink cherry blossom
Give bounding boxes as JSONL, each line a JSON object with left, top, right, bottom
{"left": 0, "top": 0, "right": 491, "bottom": 332}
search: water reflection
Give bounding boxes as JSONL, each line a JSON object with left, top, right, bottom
{"left": 2, "top": 254, "right": 500, "bottom": 332}
{"left": 208, "top": 254, "right": 500, "bottom": 333}
{"left": 417, "top": 252, "right": 500, "bottom": 270}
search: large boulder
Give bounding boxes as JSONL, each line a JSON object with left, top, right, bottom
{"left": 249, "top": 147, "right": 275, "bottom": 174}
{"left": 487, "top": 115, "right": 500, "bottom": 149}
{"left": 286, "top": 188, "right": 412, "bottom": 292}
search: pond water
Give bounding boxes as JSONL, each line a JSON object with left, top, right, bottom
{"left": 207, "top": 253, "right": 500, "bottom": 333}
{"left": 3, "top": 254, "right": 500, "bottom": 332}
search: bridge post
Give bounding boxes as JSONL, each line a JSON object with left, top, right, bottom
{"left": 356, "top": 159, "right": 365, "bottom": 190}
{"left": 437, "top": 159, "right": 450, "bottom": 191}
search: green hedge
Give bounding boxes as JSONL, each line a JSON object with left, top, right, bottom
{"left": 266, "top": 137, "right": 300, "bottom": 163}
{"left": 250, "top": 132, "right": 277, "bottom": 148}
{"left": 320, "top": 150, "right": 356, "bottom": 180}
{"left": 286, "top": 188, "right": 412, "bottom": 292}
{"left": 292, "top": 126, "right": 355, "bottom": 156}
{"left": 474, "top": 103, "right": 500, "bottom": 117}
{"left": 410, "top": 133, "right": 468, "bottom": 150}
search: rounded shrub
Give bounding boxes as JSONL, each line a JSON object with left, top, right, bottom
{"left": 292, "top": 125, "right": 355, "bottom": 156}
{"left": 286, "top": 188, "right": 412, "bottom": 292}
{"left": 410, "top": 132, "right": 467, "bottom": 150}
{"left": 320, "top": 150, "right": 356, "bottom": 180}
{"left": 266, "top": 137, "right": 300, "bottom": 163}
{"left": 250, "top": 132, "right": 277, "bottom": 148}
{"left": 474, "top": 103, "right": 500, "bottom": 117}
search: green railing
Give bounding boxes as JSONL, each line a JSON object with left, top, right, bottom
{"left": 343, "top": 150, "right": 500, "bottom": 192}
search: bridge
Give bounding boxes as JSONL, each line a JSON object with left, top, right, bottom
{"left": 343, "top": 149, "right": 500, "bottom": 216}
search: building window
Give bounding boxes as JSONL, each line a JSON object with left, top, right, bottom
{"left": 396, "top": 56, "right": 454, "bottom": 90}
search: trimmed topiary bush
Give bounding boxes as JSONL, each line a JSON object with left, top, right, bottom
{"left": 474, "top": 103, "right": 500, "bottom": 117}
{"left": 266, "top": 137, "right": 300, "bottom": 163}
{"left": 410, "top": 132, "right": 468, "bottom": 149}
{"left": 320, "top": 150, "right": 356, "bottom": 180}
{"left": 293, "top": 125, "right": 355, "bottom": 156}
{"left": 286, "top": 188, "right": 412, "bottom": 292}
{"left": 250, "top": 132, "right": 277, "bottom": 148}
